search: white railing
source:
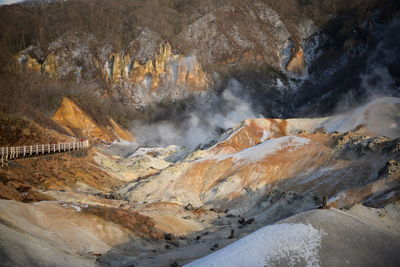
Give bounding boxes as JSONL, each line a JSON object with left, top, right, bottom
{"left": 0, "top": 140, "right": 89, "bottom": 167}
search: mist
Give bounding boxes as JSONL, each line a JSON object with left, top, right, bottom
{"left": 133, "top": 18, "right": 400, "bottom": 149}
{"left": 132, "top": 79, "right": 260, "bottom": 148}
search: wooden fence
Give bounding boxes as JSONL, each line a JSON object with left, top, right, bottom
{"left": 0, "top": 140, "right": 90, "bottom": 168}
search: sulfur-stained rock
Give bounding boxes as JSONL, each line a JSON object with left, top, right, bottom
{"left": 15, "top": 30, "right": 212, "bottom": 107}
{"left": 286, "top": 48, "right": 306, "bottom": 75}
{"left": 15, "top": 45, "right": 45, "bottom": 73}
{"left": 104, "top": 41, "right": 210, "bottom": 94}
{"left": 42, "top": 53, "right": 58, "bottom": 78}
{"left": 52, "top": 97, "right": 134, "bottom": 143}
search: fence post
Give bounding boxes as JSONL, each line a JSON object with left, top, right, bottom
{"left": 0, "top": 140, "right": 90, "bottom": 166}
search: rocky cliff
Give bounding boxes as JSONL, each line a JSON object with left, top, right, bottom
{"left": 175, "top": 1, "right": 318, "bottom": 76}
{"left": 16, "top": 29, "right": 212, "bottom": 107}
{"left": 11, "top": 0, "right": 399, "bottom": 118}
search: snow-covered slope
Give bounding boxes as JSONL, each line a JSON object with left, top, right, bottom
{"left": 186, "top": 207, "right": 400, "bottom": 267}
{"left": 185, "top": 223, "right": 323, "bottom": 267}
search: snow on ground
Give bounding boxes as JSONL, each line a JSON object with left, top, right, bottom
{"left": 185, "top": 223, "right": 323, "bottom": 267}
{"left": 33, "top": 201, "right": 88, "bottom": 212}
{"left": 260, "top": 130, "right": 270, "bottom": 142}
{"left": 197, "top": 136, "right": 310, "bottom": 163}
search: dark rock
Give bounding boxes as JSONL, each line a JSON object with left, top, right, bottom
{"left": 210, "top": 243, "right": 219, "bottom": 251}
{"left": 164, "top": 233, "right": 174, "bottom": 241}
{"left": 228, "top": 229, "right": 235, "bottom": 239}
{"left": 184, "top": 203, "right": 194, "bottom": 211}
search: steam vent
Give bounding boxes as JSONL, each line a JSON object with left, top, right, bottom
{"left": 1, "top": 0, "right": 400, "bottom": 266}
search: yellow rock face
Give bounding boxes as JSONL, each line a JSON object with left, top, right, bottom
{"left": 42, "top": 53, "right": 58, "bottom": 78}
{"left": 106, "top": 43, "right": 210, "bottom": 91}
{"left": 286, "top": 48, "right": 306, "bottom": 75}
{"left": 16, "top": 42, "right": 211, "bottom": 95}
{"left": 108, "top": 118, "right": 135, "bottom": 142}
{"left": 15, "top": 54, "right": 42, "bottom": 73}
{"left": 52, "top": 97, "right": 135, "bottom": 143}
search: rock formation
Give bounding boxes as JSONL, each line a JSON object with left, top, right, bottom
{"left": 52, "top": 97, "right": 134, "bottom": 142}
{"left": 1, "top": 0, "right": 400, "bottom": 266}
{"left": 176, "top": 1, "right": 318, "bottom": 75}
{"left": 16, "top": 30, "right": 212, "bottom": 107}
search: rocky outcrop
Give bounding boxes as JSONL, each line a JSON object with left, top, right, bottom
{"left": 107, "top": 42, "right": 211, "bottom": 106}
{"left": 52, "top": 97, "right": 134, "bottom": 142}
{"left": 15, "top": 45, "right": 45, "bottom": 73}
{"left": 328, "top": 157, "right": 400, "bottom": 209}
{"left": 286, "top": 48, "right": 306, "bottom": 75}
{"left": 16, "top": 30, "right": 212, "bottom": 107}
{"left": 176, "top": 1, "right": 320, "bottom": 76}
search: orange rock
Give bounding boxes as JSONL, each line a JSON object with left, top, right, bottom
{"left": 287, "top": 47, "right": 306, "bottom": 75}
{"left": 52, "top": 97, "right": 134, "bottom": 142}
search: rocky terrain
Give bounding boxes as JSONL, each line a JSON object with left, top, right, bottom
{"left": 2, "top": 0, "right": 398, "bottom": 112}
{"left": 0, "top": 96, "right": 399, "bottom": 266}
{"left": 0, "top": 0, "right": 400, "bottom": 266}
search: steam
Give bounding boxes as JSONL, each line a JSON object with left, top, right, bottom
{"left": 333, "top": 18, "right": 400, "bottom": 115}
{"left": 133, "top": 79, "right": 260, "bottom": 148}
{"left": 133, "top": 18, "right": 400, "bottom": 148}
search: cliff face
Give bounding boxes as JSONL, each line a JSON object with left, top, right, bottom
{"left": 52, "top": 97, "right": 134, "bottom": 143}
{"left": 16, "top": 29, "right": 212, "bottom": 107}
{"left": 11, "top": 0, "right": 400, "bottom": 117}
{"left": 105, "top": 39, "right": 211, "bottom": 106}
{"left": 175, "top": 1, "right": 318, "bottom": 76}
{"left": 106, "top": 42, "right": 209, "bottom": 90}
{"left": 16, "top": 1, "right": 317, "bottom": 79}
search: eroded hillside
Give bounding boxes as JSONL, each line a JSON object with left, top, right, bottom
{"left": 0, "top": 0, "right": 400, "bottom": 266}
{"left": 0, "top": 97, "right": 399, "bottom": 266}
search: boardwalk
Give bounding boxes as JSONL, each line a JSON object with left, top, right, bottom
{"left": 0, "top": 140, "right": 90, "bottom": 168}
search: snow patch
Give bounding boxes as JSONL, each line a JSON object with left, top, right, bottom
{"left": 34, "top": 201, "right": 88, "bottom": 212}
{"left": 62, "top": 203, "right": 88, "bottom": 212}
{"left": 185, "top": 223, "right": 323, "bottom": 267}
{"left": 260, "top": 130, "right": 270, "bottom": 142}
{"left": 328, "top": 192, "right": 347, "bottom": 204}
{"left": 198, "top": 136, "right": 310, "bottom": 163}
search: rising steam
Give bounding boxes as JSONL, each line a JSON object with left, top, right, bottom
{"left": 133, "top": 79, "right": 259, "bottom": 148}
